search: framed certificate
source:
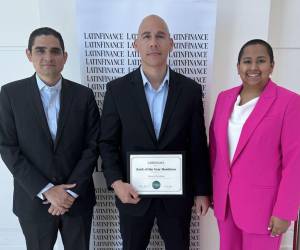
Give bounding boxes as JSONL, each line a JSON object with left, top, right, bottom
{"left": 127, "top": 152, "right": 185, "bottom": 197}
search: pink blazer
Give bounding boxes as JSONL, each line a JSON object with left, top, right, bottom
{"left": 210, "top": 80, "right": 300, "bottom": 234}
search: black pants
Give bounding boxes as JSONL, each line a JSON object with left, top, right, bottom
{"left": 19, "top": 211, "right": 93, "bottom": 250}
{"left": 119, "top": 199, "right": 192, "bottom": 250}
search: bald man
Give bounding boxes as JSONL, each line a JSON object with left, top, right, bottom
{"left": 100, "top": 15, "right": 211, "bottom": 250}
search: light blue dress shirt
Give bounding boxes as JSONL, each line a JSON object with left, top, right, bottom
{"left": 36, "top": 74, "right": 78, "bottom": 199}
{"left": 36, "top": 74, "right": 61, "bottom": 141}
{"left": 140, "top": 67, "right": 169, "bottom": 139}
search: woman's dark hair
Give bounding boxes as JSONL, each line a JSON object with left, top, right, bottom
{"left": 238, "top": 39, "right": 274, "bottom": 64}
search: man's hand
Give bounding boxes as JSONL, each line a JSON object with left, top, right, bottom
{"left": 194, "top": 196, "right": 210, "bottom": 216}
{"left": 209, "top": 196, "right": 214, "bottom": 209}
{"left": 48, "top": 204, "right": 69, "bottom": 216}
{"left": 268, "top": 216, "right": 291, "bottom": 237}
{"left": 43, "top": 184, "right": 76, "bottom": 209}
{"left": 111, "top": 180, "right": 140, "bottom": 204}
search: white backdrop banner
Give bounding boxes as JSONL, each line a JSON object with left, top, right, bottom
{"left": 76, "top": 0, "right": 217, "bottom": 249}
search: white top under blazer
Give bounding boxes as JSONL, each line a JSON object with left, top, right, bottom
{"left": 228, "top": 95, "right": 259, "bottom": 162}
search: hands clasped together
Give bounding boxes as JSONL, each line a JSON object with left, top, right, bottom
{"left": 43, "top": 184, "right": 76, "bottom": 216}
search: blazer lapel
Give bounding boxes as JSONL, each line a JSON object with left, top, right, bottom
{"left": 219, "top": 86, "right": 242, "bottom": 167}
{"left": 28, "top": 75, "right": 54, "bottom": 147}
{"left": 231, "top": 80, "right": 277, "bottom": 165}
{"left": 129, "top": 69, "right": 157, "bottom": 143}
{"left": 158, "top": 69, "right": 182, "bottom": 141}
{"left": 54, "top": 79, "right": 73, "bottom": 150}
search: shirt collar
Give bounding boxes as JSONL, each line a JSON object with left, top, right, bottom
{"left": 140, "top": 66, "right": 169, "bottom": 89}
{"left": 36, "top": 74, "right": 62, "bottom": 92}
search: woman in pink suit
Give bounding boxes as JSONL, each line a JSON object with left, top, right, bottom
{"left": 210, "top": 39, "right": 300, "bottom": 250}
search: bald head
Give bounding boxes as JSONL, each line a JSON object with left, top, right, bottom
{"left": 137, "top": 15, "right": 170, "bottom": 36}
{"left": 134, "top": 15, "right": 173, "bottom": 72}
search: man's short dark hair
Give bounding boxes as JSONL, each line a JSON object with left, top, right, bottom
{"left": 28, "top": 27, "right": 65, "bottom": 52}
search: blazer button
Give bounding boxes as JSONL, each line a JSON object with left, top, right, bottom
{"left": 52, "top": 177, "right": 57, "bottom": 182}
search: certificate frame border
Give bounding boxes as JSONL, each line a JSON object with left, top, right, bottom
{"left": 127, "top": 151, "right": 186, "bottom": 198}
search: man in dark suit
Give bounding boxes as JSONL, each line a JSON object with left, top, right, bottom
{"left": 100, "top": 15, "right": 211, "bottom": 250}
{"left": 0, "top": 27, "right": 100, "bottom": 250}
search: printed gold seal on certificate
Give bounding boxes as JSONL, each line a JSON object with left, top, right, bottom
{"left": 127, "top": 152, "right": 185, "bottom": 197}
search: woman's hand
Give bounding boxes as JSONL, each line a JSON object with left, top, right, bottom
{"left": 194, "top": 196, "right": 210, "bottom": 216}
{"left": 268, "top": 216, "right": 291, "bottom": 237}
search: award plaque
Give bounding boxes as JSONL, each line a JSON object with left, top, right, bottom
{"left": 127, "top": 152, "right": 185, "bottom": 196}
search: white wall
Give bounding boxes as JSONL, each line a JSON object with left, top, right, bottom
{"left": 0, "top": 1, "right": 40, "bottom": 249}
{"left": 269, "top": 0, "right": 300, "bottom": 92}
{"left": 0, "top": 0, "right": 299, "bottom": 249}
{"left": 207, "top": 0, "right": 272, "bottom": 115}
{"left": 268, "top": 0, "right": 300, "bottom": 248}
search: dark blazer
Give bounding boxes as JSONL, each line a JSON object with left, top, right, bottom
{"left": 0, "top": 74, "right": 100, "bottom": 220}
{"left": 100, "top": 68, "right": 211, "bottom": 216}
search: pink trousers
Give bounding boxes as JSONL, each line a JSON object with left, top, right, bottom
{"left": 217, "top": 202, "right": 282, "bottom": 250}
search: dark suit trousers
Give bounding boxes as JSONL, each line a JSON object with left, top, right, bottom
{"left": 119, "top": 199, "right": 192, "bottom": 250}
{"left": 19, "top": 211, "right": 93, "bottom": 250}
